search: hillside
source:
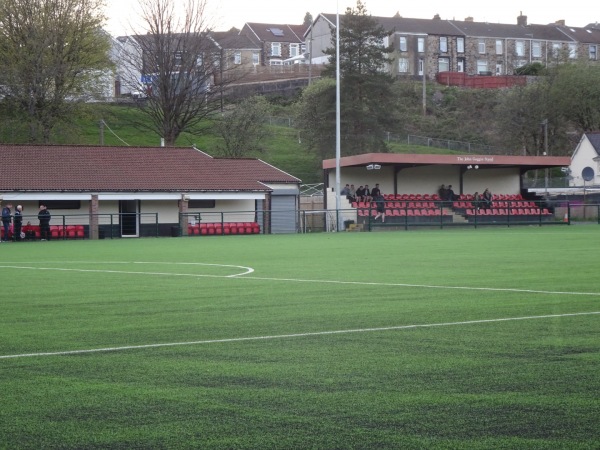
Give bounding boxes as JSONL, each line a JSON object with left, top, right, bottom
{"left": 0, "top": 103, "right": 461, "bottom": 184}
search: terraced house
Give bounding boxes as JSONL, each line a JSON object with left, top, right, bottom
{"left": 307, "top": 12, "right": 600, "bottom": 80}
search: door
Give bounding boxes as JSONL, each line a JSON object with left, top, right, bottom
{"left": 119, "top": 200, "right": 138, "bottom": 237}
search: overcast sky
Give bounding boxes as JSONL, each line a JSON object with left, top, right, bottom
{"left": 105, "top": 0, "right": 598, "bottom": 36}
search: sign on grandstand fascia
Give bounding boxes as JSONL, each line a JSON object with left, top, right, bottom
{"left": 456, "top": 156, "right": 494, "bottom": 163}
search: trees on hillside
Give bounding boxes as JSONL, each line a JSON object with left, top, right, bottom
{"left": 296, "top": 0, "right": 396, "bottom": 157}
{"left": 121, "top": 0, "right": 234, "bottom": 146}
{"left": 0, "top": 0, "right": 113, "bottom": 142}
{"left": 215, "top": 96, "right": 272, "bottom": 158}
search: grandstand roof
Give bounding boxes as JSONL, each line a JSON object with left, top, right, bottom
{"left": 323, "top": 153, "right": 570, "bottom": 171}
{"left": 0, "top": 144, "right": 300, "bottom": 193}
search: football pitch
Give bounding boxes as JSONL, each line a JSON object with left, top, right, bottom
{"left": 1, "top": 227, "right": 599, "bottom": 449}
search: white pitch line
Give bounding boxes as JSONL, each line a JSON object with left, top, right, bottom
{"left": 1, "top": 262, "right": 599, "bottom": 296}
{"left": 1, "top": 311, "right": 599, "bottom": 360}
{"left": 239, "top": 275, "right": 600, "bottom": 297}
{"left": 0, "top": 262, "right": 254, "bottom": 278}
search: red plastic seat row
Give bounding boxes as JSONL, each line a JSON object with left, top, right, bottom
{"left": 187, "top": 222, "right": 261, "bottom": 236}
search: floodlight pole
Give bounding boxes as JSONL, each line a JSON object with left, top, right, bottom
{"left": 335, "top": 1, "right": 342, "bottom": 231}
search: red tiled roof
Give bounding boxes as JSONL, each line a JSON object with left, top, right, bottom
{"left": 0, "top": 144, "right": 300, "bottom": 192}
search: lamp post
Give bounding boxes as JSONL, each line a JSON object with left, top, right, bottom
{"left": 542, "top": 119, "right": 549, "bottom": 195}
{"left": 335, "top": 0, "right": 342, "bottom": 231}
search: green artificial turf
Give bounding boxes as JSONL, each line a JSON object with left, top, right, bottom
{"left": 0, "top": 227, "right": 599, "bottom": 449}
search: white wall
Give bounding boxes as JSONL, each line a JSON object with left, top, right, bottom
{"left": 570, "top": 137, "right": 600, "bottom": 187}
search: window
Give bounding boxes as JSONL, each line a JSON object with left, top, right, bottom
{"left": 269, "top": 60, "right": 283, "bottom": 65}
{"left": 188, "top": 200, "right": 215, "bottom": 209}
{"left": 399, "top": 36, "right": 407, "bottom": 52}
{"left": 271, "top": 42, "right": 281, "bottom": 56}
{"left": 515, "top": 59, "right": 527, "bottom": 69}
{"left": 457, "top": 37, "right": 464, "bottom": 53}
{"left": 439, "top": 37, "right": 448, "bottom": 53}
{"left": 516, "top": 40, "right": 525, "bottom": 57}
{"left": 552, "top": 43, "right": 561, "bottom": 58}
{"left": 252, "top": 52, "right": 260, "bottom": 65}
{"left": 569, "top": 43, "right": 577, "bottom": 58}
{"left": 289, "top": 43, "right": 299, "bottom": 57}
{"left": 174, "top": 51, "right": 182, "bottom": 67}
{"left": 532, "top": 41, "right": 541, "bottom": 58}
{"left": 496, "top": 40, "right": 503, "bottom": 55}
{"left": 438, "top": 57, "right": 449, "bottom": 72}
{"left": 234, "top": 52, "right": 241, "bottom": 65}
{"left": 478, "top": 40, "right": 486, "bottom": 54}
{"left": 40, "top": 200, "right": 81, "bottom": 210}
{"left": 477, "top": 60, "right": 488, "bottom": 74}
{"left": 590, "top": 45, "right": 597, "bottom": 60}
{"left": 418, "top": 37, "right": 425, "bottom": 53}
{"left": 398, "top": 58, "right": 409, "bottom": 73}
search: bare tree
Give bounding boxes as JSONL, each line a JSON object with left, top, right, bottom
{"left": 0, "top": 0, "right": 113, "bottom": 142}
{"left": 121, "top": 0, "right": 239, "bottom": 146}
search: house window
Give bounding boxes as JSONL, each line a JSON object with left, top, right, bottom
{"left": 234, "top": 52, "right": 241, "bottom": 65}
{"left": 478, "top": 40, "right": 486, "bottom": 54}
{"left": 552, "top": 43, "right": 561, "bottom": 58}
{"left": 174, "top": 51, "right": 182, "bottom": 67}
{"left": 271, "top": 42, "right": 281, "bottom": 56}
{"left": 590, "top": 45, "right": 597, "bottom": 60}
{"left": 477, "top": 60, "right": 488, "bottom": 74}
{"left": 496, "top": 40, "right": 503, "bottom": 55}
{"left": 457, "top": 37, "right": 464, "bottom": 53}
{"left": 398, "top": 58, "right": 409, "bottom": 73}
{"left": 399, "top": 36, "right": 407, "bottom": 52}
{"left": 252, "top": 52, "right": 260, "bottom": 65}
{"left": 569, "top": 43, "right": 577, "bottom": 58}
{"left": 515, "top": 59, "right": 527, "bottom": 69}
{"left": 270, "top": 60, "right": 283, "bottom": 65}
{"left": 438, "top": 57, "right": 449, "bottom": 72}
{"left": 532, "top": 41, "right": 541, "bottom": 58}
{"left": 439, "top": 37, "right": 448, "bottom": 53}
{"left": 418, "top": 37, "right": 425, "bottom": 53}
{"left": 516, "top": 40, "right": 525, "bottom": 57}
{"left": 290, "top": 43, "right": 299, "bottom": 57}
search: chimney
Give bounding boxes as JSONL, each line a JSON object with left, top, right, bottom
{"left": 517, "top": 12, "right": 527, "bottom": 26}
{"left": 433, "top": 14, "right": 441, "bottom": 20}
{"left": 555, "top": 19, "right": 565, "bottom": 26}
{"left": 464, "top": 16, "right": 474, "bottom": 22}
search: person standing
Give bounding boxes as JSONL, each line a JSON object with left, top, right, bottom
{"left": 38, "top": 204, "right": 51, "bottom": 241}
{"left": 374, "top": 191, "right": 386, "bottom": 222}
{"left": 13, "top": 205, "right": 23, "bottom": 241}
{"left": 1, "top": 202, "right": 12, "bottom": 242}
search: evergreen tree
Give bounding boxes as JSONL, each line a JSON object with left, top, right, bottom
{"left": 322, "top": 0, "right": 396, "bottom": 154}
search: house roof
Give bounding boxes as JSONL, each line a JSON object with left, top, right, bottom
{"left": 210, "top": 30, "right": 260, "bottom": 50}
{"left": 323, "top": 153, "right": 571, "bottom": 171}
{"left": 0, "top": 145, "right": 300, "bottom": 193}
{"left": 554, "top": 25, "right": 600, "bottom": 44}
{"left": 312, "top": 13, "right": 581, "bottom": 41}
{"left": 241, "top": 23, "right": 307, "bottom": 43}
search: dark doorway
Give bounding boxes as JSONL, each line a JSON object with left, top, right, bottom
{"left": 119, "top": 200, "right": 138, "bottom": 237}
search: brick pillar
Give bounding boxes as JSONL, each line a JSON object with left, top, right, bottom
{"left": 89, "top": 194, "right": 99, "bottom": 239}
{"left": 179, "top": 195, "right": 189, "bottom": 236}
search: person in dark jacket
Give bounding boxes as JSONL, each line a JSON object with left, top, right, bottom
{"left": 13, "top": 205, "right": 23, "bottom": 241}
{"left": 38, "top": 204, "right": 51, "bottom": 241}
{"left": 1, "top": 202, "right": 12, "bottom": 242}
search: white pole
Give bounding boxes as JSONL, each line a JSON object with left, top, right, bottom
{"left": 335, "top": 1, "right": 342, "bottom": 231}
